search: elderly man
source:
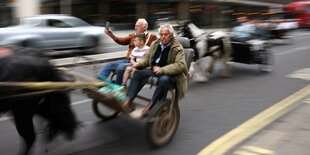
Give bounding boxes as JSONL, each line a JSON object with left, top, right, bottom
{"left": 122, "top": 24, "right": 188, "bottom": 115}
{"left": 98, "top": 18, "right": 157, "bottom": 84}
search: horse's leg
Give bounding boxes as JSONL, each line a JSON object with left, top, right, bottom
{"left": 191, "top": 38, "right": 210, "bottom": 82}
{"left": 205, "top": 55, "right": 217, "bottom": 73}
{"left": 38, "top": 92, "right": 78, "bottom": 141}
{"left": 219, "top": 37, "right": 233, "bottom": 77}
{"left": 192, "top": 59, "right": 209, "bottom": 82}
{"left": 196, "top": 38, "right": 208, "bottom": 59}
{"left": 188, "top": 62, "right": 195, "bottom": 79}
{"left": 219, "top": 61, "right": 232, "bottom": 77}
{"left": 11, "top": 100, "right": 38, "bottom": 155}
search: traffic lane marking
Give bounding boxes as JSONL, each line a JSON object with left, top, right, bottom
{"left": 233, "top": 150, "right": 258, "bottom": 155}
{"left": 233, "top": 145, "right": 274, "bottom": 155}
{"left": 286, "top": 68, "right": 310, "bottom": 81}
{"left": 197, "top": 85, "right": 310, "bottom": 155}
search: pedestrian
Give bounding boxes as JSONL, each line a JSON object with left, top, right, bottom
{"left": 98, "top": 18, "right": 157, "bottom": 84}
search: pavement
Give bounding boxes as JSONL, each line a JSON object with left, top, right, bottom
{"left": 198, "top": 85, "right": 310, "bottom": 155}
{"left": 230, "top": 96, "right": 310, "bottom": 155}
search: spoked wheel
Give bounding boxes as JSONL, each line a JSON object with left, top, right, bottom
{"left": 146, "top": 100, "right": 180, "bottom": 147}
{"left": 92, "top": 100, "right": 119, "bottom": 121}
{"left": 259, "top": 50, "right": 274, "bottom": 73}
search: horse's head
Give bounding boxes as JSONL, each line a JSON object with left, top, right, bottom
{"left": 177, "top": 20, "right": 207, "bottom": 60}
{"left": 177, "top": 20, "right": 194, "bottom": 38}
{"left": 177, "top": 21, "right": 229, "bottom": 60}
{"left": 194, "top": 30, "right": 230, "bottom": 59}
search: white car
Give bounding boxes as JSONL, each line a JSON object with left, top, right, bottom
{"left": 0, "top": 14, "right": 105, "bottom": 51}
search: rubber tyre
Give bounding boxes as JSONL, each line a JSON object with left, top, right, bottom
{"left": 92, "top": 99, "right": 119, "bottom": 121}
{"left": 146, "top": 100, "right": 180, "bottom": 147}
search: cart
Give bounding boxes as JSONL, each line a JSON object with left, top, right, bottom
{"left": 230, "top": 39, "right": 274, "bottom": 72}
{"left": 89, "top": 36, "right": 194, "bottom": 147}
{"left": 177, "top": 20, "right": 274, "bottom": 73}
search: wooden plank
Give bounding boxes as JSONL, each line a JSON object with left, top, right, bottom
{"left": 50, "top": 51, "right": 127, "bottom": 67}
{"left": 83, "top": 88, "right": 127, "bottom": 113}
{"left": 0, "top": 81, "right": 106, "bottom": 91}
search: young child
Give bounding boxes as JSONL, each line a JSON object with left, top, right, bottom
{"left": 121, "top": 33, "right": 149, "bottom": 86}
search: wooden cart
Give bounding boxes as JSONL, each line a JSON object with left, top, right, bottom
{"left": 0, "top": 68, "right": 181, "bottom": 147}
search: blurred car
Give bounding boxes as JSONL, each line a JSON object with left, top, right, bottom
{"left": 0, "top": 14, "right": 105, "bottom": 51}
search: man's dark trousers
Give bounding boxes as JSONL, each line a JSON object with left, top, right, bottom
{"left": 126, "top": 68, "right": 176, "bottom": 104}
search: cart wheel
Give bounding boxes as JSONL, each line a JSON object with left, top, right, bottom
{"left": 92, "top": 100, "right": 119, "bottom": 121}
{"left": 259, "top": 51, "right": 274, "bottom": 72}
{"left": 146, "top": 99, "right": 180, "bottom": 147}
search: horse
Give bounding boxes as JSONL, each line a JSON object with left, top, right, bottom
{"left": 177, "top": 20, "right": 232, "bottom": 82}
{"left": 0, "top": 47, "right": 78, "bottom": 155}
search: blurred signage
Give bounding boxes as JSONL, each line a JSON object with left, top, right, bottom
{"left": 0, "top": 0, "right": 5, "bottom": 8}
{"left": 215, "top": 0, "right": 283, "bottom": 7}
{"left": 73, "top": 0, "right": 96, "bottom": 4}
{"left": 232, "top": 12, "right": 278, "bottom": 15}
{"left": 0, "top": 0, "right": 16, "bottom": 7}
{"left": 127, "top": 0, "right": 187, "bottom": 2}
{"left": 190, "top": 0, "right": 213, "bottom": 1}
{"left": 269, "top": 7, "right": 282, "bottom": 13}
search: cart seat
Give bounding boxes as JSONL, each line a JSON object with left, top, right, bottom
{"left": 176, "top": 37, "right": 194, "bottom": 69}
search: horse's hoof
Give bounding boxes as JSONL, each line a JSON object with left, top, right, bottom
{"left": 220, "top": 73, "right": 232, "bottom": 78}
{"left": 188, "top": 72, "right": 193, "bottom": 80}
{"left": 193, "top": 75, "right": 209, "bottom": 82}
{"left": 220, "top": 65, "right": 232, "bottom": 78}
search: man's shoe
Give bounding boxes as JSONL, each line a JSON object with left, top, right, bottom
{"left": 142, "top": 103, "right": 155, "bottom": 117}
{"left": 122, "top": 99, "right": 135, "bottom": 112}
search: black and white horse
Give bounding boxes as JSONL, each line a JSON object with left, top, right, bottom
{"left": 0, "top": 48, "right": 78, "bottom": 155}
{"left": 177, "top": 20, "right": 232, "bottom": 82}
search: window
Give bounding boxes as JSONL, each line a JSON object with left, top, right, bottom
{"left": 47, "top": 19, "right": 72, "bottom": 28}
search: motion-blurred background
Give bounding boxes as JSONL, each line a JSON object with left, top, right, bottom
{"left": 0, "top": 0, "right": 308, "bottom": 29}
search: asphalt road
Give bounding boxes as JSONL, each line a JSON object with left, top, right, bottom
{"left": 0, "top": 29, "right": 309, "bottom": 155}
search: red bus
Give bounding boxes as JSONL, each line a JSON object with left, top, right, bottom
{"left": 284, "top": 1, "right": 310, "bottom": 28}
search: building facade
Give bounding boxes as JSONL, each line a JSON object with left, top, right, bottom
{"left": 0, "top": 0, "right": 301, "bottom": 28}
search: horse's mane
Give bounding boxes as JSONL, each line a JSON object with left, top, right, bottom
{"left": 187, "top": 23, "right": 206, "bottom": 38}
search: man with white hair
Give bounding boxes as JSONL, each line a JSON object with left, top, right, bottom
{"left": 98, "top": 18, "right": 157, "bottom": 84}
{"left": 122, "top": 24, "right": 188, "bottom": 115}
